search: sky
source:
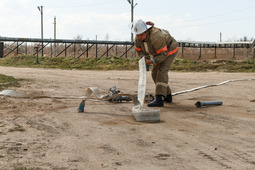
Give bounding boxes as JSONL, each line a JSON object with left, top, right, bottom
{"left": 0, "top": 0, "right": 254, "bottom": 42}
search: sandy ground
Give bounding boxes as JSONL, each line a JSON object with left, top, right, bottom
{"left": 0, "top": 66, "right": 255, "bottom": 170}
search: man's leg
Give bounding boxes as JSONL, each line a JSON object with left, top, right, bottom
{"left": 164, "top": 53, "right": 177, "bottom": 103}
{"left": 148, "top": 65, "right": 164, "bottom": 107}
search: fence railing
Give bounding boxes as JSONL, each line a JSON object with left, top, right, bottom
{"left": 0, "top": 37, "right": 254, "bottom": 60}
{"left": 178, "top": 40, "right": 255, "bottom": 60}
{"left": 0, "top": 37, "right": 134, "bottom": 59}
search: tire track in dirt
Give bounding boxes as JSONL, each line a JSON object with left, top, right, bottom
{"left": 159, "top": 102, "right": 255, "bottom": 169}
{"left": 1, "top": 67, "right": 255, "bottom": 169}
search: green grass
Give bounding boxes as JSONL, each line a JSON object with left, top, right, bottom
{"left": 172, "top": 58, "right": 255, "bottom": 72}
{"left": 0, "top": 74, "right": 21, "bottom": 91}
{"left": 8, "top": 124, "right": 25, "bottom": 132}
{"left": 13, "top": 166, "right": 42, "bottom": 170}
{"left": 0, "top": 55, "right": 254, "bottom": 90}
{"left": 0, "top": 55, "right": 254, "bottom": 72}
{"left": 0, "top": 55, "right": 140, "bottom": 70}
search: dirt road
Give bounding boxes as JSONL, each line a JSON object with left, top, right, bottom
{"left": 0, "top": 66, "right": 255, "bottom": 170}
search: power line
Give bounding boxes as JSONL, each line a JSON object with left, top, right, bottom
{"left": 184, "top": 4, "right": 255, "bottom": 23}
{"left": 173, "top": 15, "right": 255, "bottom": 28}
{"left": 46, "top": 0, "right": 122, "bottom": 9}
{"left": 0, "top": 9, "right": 30, "bottom": 15}
{"left": 0, "top": 0, "right": 122, "bottom": 15}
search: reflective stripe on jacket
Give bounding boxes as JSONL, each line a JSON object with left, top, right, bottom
{"left": 135, "top": 27, "right": 178, "bottom": 64}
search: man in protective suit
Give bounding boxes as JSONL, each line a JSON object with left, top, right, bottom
{"left": 130, "top": 19, "right": 178, "bottom": 107}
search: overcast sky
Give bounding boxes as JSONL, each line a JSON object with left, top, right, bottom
{"left": 0, "top": 0, "right": 254, "bottom": 42}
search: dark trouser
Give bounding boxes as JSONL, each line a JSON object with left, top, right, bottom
{"left": 151, "top": 52, "right": 177, "bottom": 97}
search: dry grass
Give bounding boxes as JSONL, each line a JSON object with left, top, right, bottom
{"left": 0, "top": 55, "right": 254, "bottom": 72}
{"left": 0, "top": 74, "right": 21, "bottom": 90}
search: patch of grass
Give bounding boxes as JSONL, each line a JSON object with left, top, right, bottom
{"left": 0, "top": 155, "right": 4, "bottom": 158}
{"left": 13, "top": 167, "right": 42, "bottom": 170}
{"left": 8, "top": 124, "right": 25, "bottom": 132}
{"left": 0, "top": 74, "right": 21, "bottom": 91}
{"left": 0, "top": 55, "right": 254, "bottom": 72}
{"left": 0, "top": 55, "right": 140, "bottom": 70}
{"left": 0, "top": 123, "right": 6, "bottom": 127}
{"left": 172, "top": 58, "right": 255, "bottom": 72}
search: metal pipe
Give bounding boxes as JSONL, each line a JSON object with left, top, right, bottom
{"left": 0, "top": 36, "right": 133, "bottom": 45}
{"left": 195, "top": 101, "right": 223, "bottom": 108}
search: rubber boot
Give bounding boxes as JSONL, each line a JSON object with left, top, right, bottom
{"left": 147, "top": 95, "right": 164, "bottom": 107}
{"left": 164, "top": 94, "right": 172, "bottom": 103}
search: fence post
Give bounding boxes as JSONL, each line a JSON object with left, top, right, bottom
{"left": 16, "top": 41, "right": 19, "bottom": 56}
{"left": 107, "top": 44, "right": 109, "bottom": 57}
{"left": 253, "top": 46, "right": 255, "bottom": 60}
{"left": 86, "top": 43, "right": 89, "bottom": 58}
{"left": 244, "top": 39, "right": 255, "bottom": 60}
{"left": 73, "top": 44, "right": 76, "bottom": 58}
{"left": 116, "top": 45, "right": 118, "bottom": 56}
{"left": 50, "top": 43, "right": 52, "bottom": 57}
{"left": 34, "top": 45, "right": 39, "bottom": 64}
{"left": 0, "top": 42, "right": 3, "bottom": 58}
{"left": 182, "top": 45, "right": 184, "bottom": 58}
{"left": 214, "top": 45, "right": 217, "bottom": 59}
{"left": 65, "top": 43, "right": 67, "bottom": 57}
{"left": 198, "top": 44, "right": 202, "bottom": 60}
{"left": 232, "top": 44, "right": 236, "bottom": 59}
{"left": 26, "top": 42, "right": 28, "bottom": 55}
{"left": 126, "top": 45, "right": 128, "bottom": 58}
{"left": 96, "top": 43, "right": 98, "bottom": 58}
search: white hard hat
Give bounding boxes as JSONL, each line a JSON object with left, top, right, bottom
{"left": 129, "top": 19, "right": 153, "bottom": 35}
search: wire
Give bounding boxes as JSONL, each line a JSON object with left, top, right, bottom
{"left": 46, "top": 0, "right": 122, "bottom": 9}
{"left": 184, "top": 4, "right": 255, "bottom": 23}
{"left": 0, "top": 0, "right": 123, "bottom": 15}
{"left": 0, "top": 9, "right": 30, "bottom": 15}
{"left": 173, "top": 15, "right": 255, "bottom": 28}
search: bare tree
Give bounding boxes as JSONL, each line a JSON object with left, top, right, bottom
{"left": 238, "top": 36, "right": 252, "bottom": 42}
{"left": 105, "top": 34, "right": 110, "bottom": 41}
{"left": 74, "top": 35, "right": 83, "bottom": 41}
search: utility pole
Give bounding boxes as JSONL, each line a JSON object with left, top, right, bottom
{"left": 38, "top": 6, "right": 44, "bottom": 56}
{"left": 131, "top": 0, "right": 134, "bottom": 42}
{"left": 54, "top": 16, "right": 56, "bottom": 57}
{"left": 220, "top": 32, "right": 222, "bottom": 42}
{"left": 54, "top": 16, "right": 56, "bottom": 40}
{"left": 127, "top": 0, "right": 137, "bottom": 42}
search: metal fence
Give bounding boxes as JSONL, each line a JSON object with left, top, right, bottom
{"left": 0, "top": 37, "right": 134, "bottom": 59}
{"left": 0, "top": 37, "right": 254, "bottom": 60}
{"left": 178, "top": 40, "right": 255, "bottom": 60}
